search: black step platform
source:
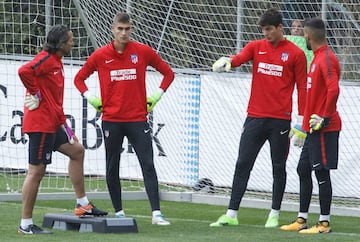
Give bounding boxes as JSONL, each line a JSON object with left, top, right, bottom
{"left": 42, "top": 213, "right": 138, "bottom": 233}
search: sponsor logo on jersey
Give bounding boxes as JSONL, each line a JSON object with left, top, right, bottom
{"left": 307, "top": 76, "right": 312, "bottom": 89}
{"left": 257, "top": 62, "right": 283, "bottom": 77}
{"left": 110, "top": 68, "right": 137, "bottom": 81}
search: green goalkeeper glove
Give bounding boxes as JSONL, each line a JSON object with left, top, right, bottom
{"left": 83, "top": 91, "right": 102, "bottom": 112}
{"left": 289, "top": 124, "right": 307, "bottom": 147}
{"left": 309, "top": 114, "right": 330, "bottom": 133}
{"left": 212, "top": 57, "right": 231, "bottom": 72}
{"left": 147, "top": 88, "right": 164, "bottom": 113}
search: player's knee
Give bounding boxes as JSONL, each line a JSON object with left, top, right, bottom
{"left": 296, "top": 161, "right": 311, "bottom": 178}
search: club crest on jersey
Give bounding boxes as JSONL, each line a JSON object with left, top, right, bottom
{"left": 130, "top": 54, "right": 138, "bottom": 64}
{"left": 281, "top": 52, "right": 289, "bottom": 62}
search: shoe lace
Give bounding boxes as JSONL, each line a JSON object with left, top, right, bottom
{"left": 30, "top": 224, "right": 43, "bottom": 231}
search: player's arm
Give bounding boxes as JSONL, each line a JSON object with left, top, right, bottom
{"left": 290, "top": 51, "right": 307, "bottom": 146}
{"left": 74, "top": 56, "right": 102, "bottom": 112}
{"left": 18, "top": 62, "right": 43, "bottom": 110}
{"left": 18, "top": 63, "right": 39, "bottom": 95}
{"left": 294, "top": 51, "right": 307, "bottom": 116}
{"left": 147, "top": 48, "right": 175, "bottom": 112}
{"left": 212, "top": 41, "right": 254, "bottom": 72}
{"left": 309, "top": 55, "right": 340, "bottom": 133}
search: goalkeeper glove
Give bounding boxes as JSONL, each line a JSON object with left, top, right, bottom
{"left": 147, "top": 88, "right": 164, "bottom": 113}
{"left": 83, "top": 91, "right": 102, "bottom": 112}
{"left": 212, "top": 57, "right": 231, "bottom": 72}
{"left": 24, "top": 91, "right": 41, "bottom": 110}
{"left": 309, "top": 114, "right": 330, "bottom": 134}
{"left": 289, "top": 124, "right": 307, "bottom": 147}
{"left": 61, "top": 122, "right": 75, "bottom": 144}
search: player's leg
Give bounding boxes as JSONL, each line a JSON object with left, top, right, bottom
{"left": 55, "top": 127, "right": 86, "bottom": 198}
{"left": 280, "top": 137, "right": 311, "bottom": 231}
{"left": 19, "top": 132, "right": 53, "bottom": 234}
{"left": 127, "top": 121, "right": 169, "bottom": 225}
{"left": 210, "top": 117, "right": 267, "bottom": 227}
{"left": 101, "top": 121, "right": 124, "bottom": 215}
{"left": 55, "top": 126, "right": 107, "bottom": 217}
{"left": 299, "top": 131, "right": 339, "bottom": 234}
{"left": 265, "top": 118, "right": 291, "bottom": 227}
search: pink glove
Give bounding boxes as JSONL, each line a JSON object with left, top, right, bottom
{"left": 62, "top": 123, "right": 74, "bottom": 144}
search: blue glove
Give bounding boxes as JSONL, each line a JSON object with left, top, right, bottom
{"left": 309, "top": 114, "right": 330, "bottom": 133}
{"left": 289, "top": 124, "right": 307, "bottom": 147}
{"left": 147, "top": 88, "right": 164, "bottom": 112}
{"left": 24, "top": 90, "right": 41, "bottom": 110}
{"left": 83, "top": 91, "right": 102, "bottom": 112}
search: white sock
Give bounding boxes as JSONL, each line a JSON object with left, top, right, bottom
{"left": 298, "top": 212, "right": 308, "bottom": 220}
{"left": 226, "top": 209, "right": 238, "bottom": 218}
{"left": 152, "top": 210, "right": 161, "bottom": 217}
{"left": 319, "top": 214, "right": 330, "bottom": 222}
{"left": 115, "top": 210, "right": 125, "bottom": 216}
{"left": 20, "top": 218, "right": 33, "bottom": 229}
{"left": 76, "top": 196, "right": 89, "bottom": 206}
{"left": 268, "top": 209, "right": 279, "bottom": 218}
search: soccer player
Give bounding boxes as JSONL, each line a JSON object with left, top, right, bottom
{"left": 74, "top": 12, "right": 174, "bottom": 225}
{"left": 17, "top": 25, "right": 107, "bottom": 235}
{"left": 280, "top": 18, "right": 341, "bottom": 234}
{"left": 286, "top": 19, "right": 314, "bottom": 73}
{"left": 290, "top": 19, "right": 304, "bottom": 36}
{"left": 210, "top": 8, "right": 307, "bottom": 228}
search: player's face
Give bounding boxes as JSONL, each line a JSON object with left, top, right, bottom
{"left": 112, "top": 21, "right": 132, "bottom": 45}
{"left": 60, "top": 31, "right": 74, "bottom": 56}
{"left": 290, "top": 21, "right": 303, "bottom": 36}
{"left": 261, "top": 24, "right": 283, "bottom": 44}
{"left": 303, "top": 27, "right": 312, "bottom": 50}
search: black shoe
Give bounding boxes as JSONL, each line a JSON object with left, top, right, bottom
{"left": 18, "top": 224, "right": 52, "bottom": 235}
{"left": 74, "top": 202, "right": 108, "bottom": 217}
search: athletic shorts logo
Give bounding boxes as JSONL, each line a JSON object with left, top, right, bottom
{"left": 104, "top": 130, "right": 109, "bottom": 138}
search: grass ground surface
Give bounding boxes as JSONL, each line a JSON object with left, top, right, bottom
{"left": 1, "top": 199, "right": 360, "bottom": 242}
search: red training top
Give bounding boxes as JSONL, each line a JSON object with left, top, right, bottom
{"left": 302, "top": 45, "right": 341, "bottom": 132}
{"left": 74, "top": 40, "right": 174, "bottom": 122}
{"left": 231, "top": 38, "right": 307, "bottom": 120}
{"left": 18, "top": 51, "right": 66, "bottom": 133}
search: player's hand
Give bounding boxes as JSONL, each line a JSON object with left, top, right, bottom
{"left": 61, "top": 123, "right": 75, "bottom": 144}
{"left": 24, "top": 91, "right": 41, "bottom": 110}
{"left": 212, "top": 57, "right": 231, "bottom": 72}
{"left": 147, "top": 88, "right": 164, "bottom": 112}
{"left": 289, "top": 124, "right": 306, "bottom": 147}
{"left": 83, "top": 91, "right": 102, "bottom": 112}
{"left": 309, "top": 114, "right": 330, "bottom": 133}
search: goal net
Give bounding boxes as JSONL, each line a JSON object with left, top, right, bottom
{"left": 0, "top": 0, "right": 359, "bottom": 208}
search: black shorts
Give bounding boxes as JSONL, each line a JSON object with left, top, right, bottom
{"left": 305, "top": 131, "right": 339, "bottom": 170}
{"left": 27, "top": 127, "right": 68, "bottom": 165}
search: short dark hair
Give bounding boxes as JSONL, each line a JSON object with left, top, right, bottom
{"left": 258, "top": 8, "right": 282, "bottom": 27}
{"left": 304, "top": 18, "right": 326, "bottom": 40}
{"left": 113, "top": 12, "right": 131, "bottom": 24}
{"left": 43, "top": 25, "right": 70, "bottom": 53}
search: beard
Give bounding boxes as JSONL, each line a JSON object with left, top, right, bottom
{"left": 306, "top": 39, "right": 312, "bottom": 50}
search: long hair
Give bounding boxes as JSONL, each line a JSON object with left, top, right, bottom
{"left": 43, "top": 25, "right": 70, "bottom": 53}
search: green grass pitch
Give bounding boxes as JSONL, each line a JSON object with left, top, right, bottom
{"left": 1, "top": 199, "right": 360, "bottom": 242}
